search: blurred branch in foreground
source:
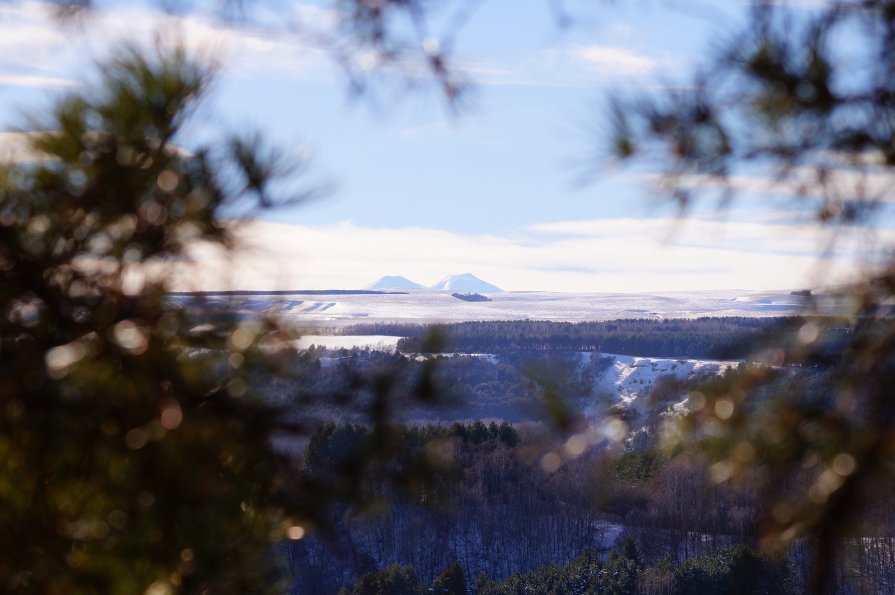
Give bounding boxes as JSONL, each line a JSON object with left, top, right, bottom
{"left": 610, "top": 2, "right": 895, "bottom": 592}
{"left": 0, "top": 41, "right": 450, "bottom": 593}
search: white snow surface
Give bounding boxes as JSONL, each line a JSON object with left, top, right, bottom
{"left": 204, "top": 289, "right": 843, "bottom": 329}
{"left": 293, "top": 335, "right": 401, "bottom": 351}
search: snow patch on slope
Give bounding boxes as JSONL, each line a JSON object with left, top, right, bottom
{"left": 585, "top": 353, "right": 736, "bottom": 416}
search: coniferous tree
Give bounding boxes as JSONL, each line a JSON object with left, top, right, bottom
{"left": 431, "top": 560, "right": 467, "bottom": 595}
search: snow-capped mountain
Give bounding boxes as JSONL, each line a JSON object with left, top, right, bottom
{"left": 430, "top": 273, "right": 503, "bottom": 293}
{"left": 365, "top": 275, "right": 425, "bottom": 290}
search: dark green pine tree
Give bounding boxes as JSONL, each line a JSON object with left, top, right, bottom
{"left": 431, "top": 561, "right": 467, "bottom": 595}
{"left": 339, "top": 565, "right": 424, "bottom": 595}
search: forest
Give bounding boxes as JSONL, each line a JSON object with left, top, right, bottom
{"left": 341, "top": 317, "right": 850, "bottom": 360}
{"left": 261, "top": 341, "right": 764, "bottom": 426}
{"left": 283, "top": 421, "right": 895, "bottom": 594}
{"left": 272, "top": 323, "right": 890, "bottom": 594}
{"left": 266, "top": 348, "right": 598, "bottom": 424}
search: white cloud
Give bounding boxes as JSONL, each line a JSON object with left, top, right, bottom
{"left": 0, "top": 3, "right": 686, "bottom": 96}
{"left": 0, "top": 2, "right": 332, "bottom": 85}
{"left": 0, "top": 73, "right": 73, "bottom": 88}
{"left": 0, "top": 2, "right": 70, "bottom": 71}
{"left": 530, "top": 216, "right": 895, "bottom": 259}
{"left": 570, "top": 45, "right": 659, "bottom": 77}
{"left": 166, "top": 216, "right": 887, "bottom": 293}
{"left": 647, "top": 163, "right": 895, "bottom": 212}
{"left": 766, "top": 0, "right": 834, "bottom": 8}
{"left": 464, "top": 44, "right": 685, "bottom": 89}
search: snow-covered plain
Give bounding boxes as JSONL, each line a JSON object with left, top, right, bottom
{"left": 293, "top": 335, "right": 402, "bottom": 350}
{"left": 191, "top": 289, "right": 842, "bottom": 328}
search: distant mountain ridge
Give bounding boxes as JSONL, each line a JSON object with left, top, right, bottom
{"left": 365, "top": 275, "right": 426, "bottom": 290}
{"left": 364, "top": 273, "right": 503, "bottom": 293}
{"left": 431, "top": 273, "right": 503, "bottom": 293}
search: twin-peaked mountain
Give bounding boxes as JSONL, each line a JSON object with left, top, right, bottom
{"left": 365, "top": 273, "right": 503, "bottom": 293}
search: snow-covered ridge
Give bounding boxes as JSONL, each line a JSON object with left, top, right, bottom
{"left": 585, "top": 353, "right": 735, "bottom": 414}
{"left": 430, "top": 273, "right": 503, "bottom": 293}
{"left": 365, "top": 275, "right": 425, "bottom": 290}
{"left": 288, "top": 336, "right": 738, "bottom": 418}
{"left": 364, "top": 273, "right": 504, "bottom": 293}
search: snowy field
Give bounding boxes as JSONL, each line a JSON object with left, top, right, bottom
{"left": 180, "top": 289, "right": 843, "bottom": 328}
{"left": 293, "top": 335, "right": 402, "bottom": 351}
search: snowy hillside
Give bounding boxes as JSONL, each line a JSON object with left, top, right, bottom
{"left": 431, "top": 273, "right": 503, "bottom": 293}
{"left": 365, "top": 275, "right": 425, "bottom": 290}
{"left": 582, "top": 353, "right": 735, "bottom": 415}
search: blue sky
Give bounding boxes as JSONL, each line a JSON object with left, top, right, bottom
{"left": 0, "top": 0, "right": 888, "bottom": 291}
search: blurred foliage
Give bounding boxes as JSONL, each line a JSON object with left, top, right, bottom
{"left": 44, "top": 0, "right": 475, "bottom": 107}
{"left": 609, "top": 2, "right": 895, "bottom": 592}
{"left": 610, "top": 1, "right": 895, "bottom": 223}
{"left": 0, "top": 41, "right": 447, "bottom": 593}
{"left": 8, "top": 1, "right": 895, "bottom": 593}
{"left": 0, "top": 45, "right": 307, "bottom": 594}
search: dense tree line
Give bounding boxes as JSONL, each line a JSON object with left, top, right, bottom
{"left": 343, "top": 317, "right": 849, "bottom": 360}
{"left": 262, "top": 348, "right": 609, "bottom": 424}
{"left": 338, "top": 541, "right": 794, "bottom": 595}
{"left": 271, "top": 343, "right": 883, "bottom": 594}
{"left": 285, "top": 420, "right": 597, "bottom": 593}
{"left": 270, "top": 342, "right": 828, "bottom": 430}
{"left": 451, "top": 293, "right": 491, "bottom": 303}
{"left": 283, "top": 420, "right": 895, "bottom": 594}
{"left": 304, "top": 420, "right": 519, "bottom": 476}
{"left": 474, "top": 541, "right": 792, "bottom": 595}
{"left": 338, "top": 561, "right": 466, "bottom": 595}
